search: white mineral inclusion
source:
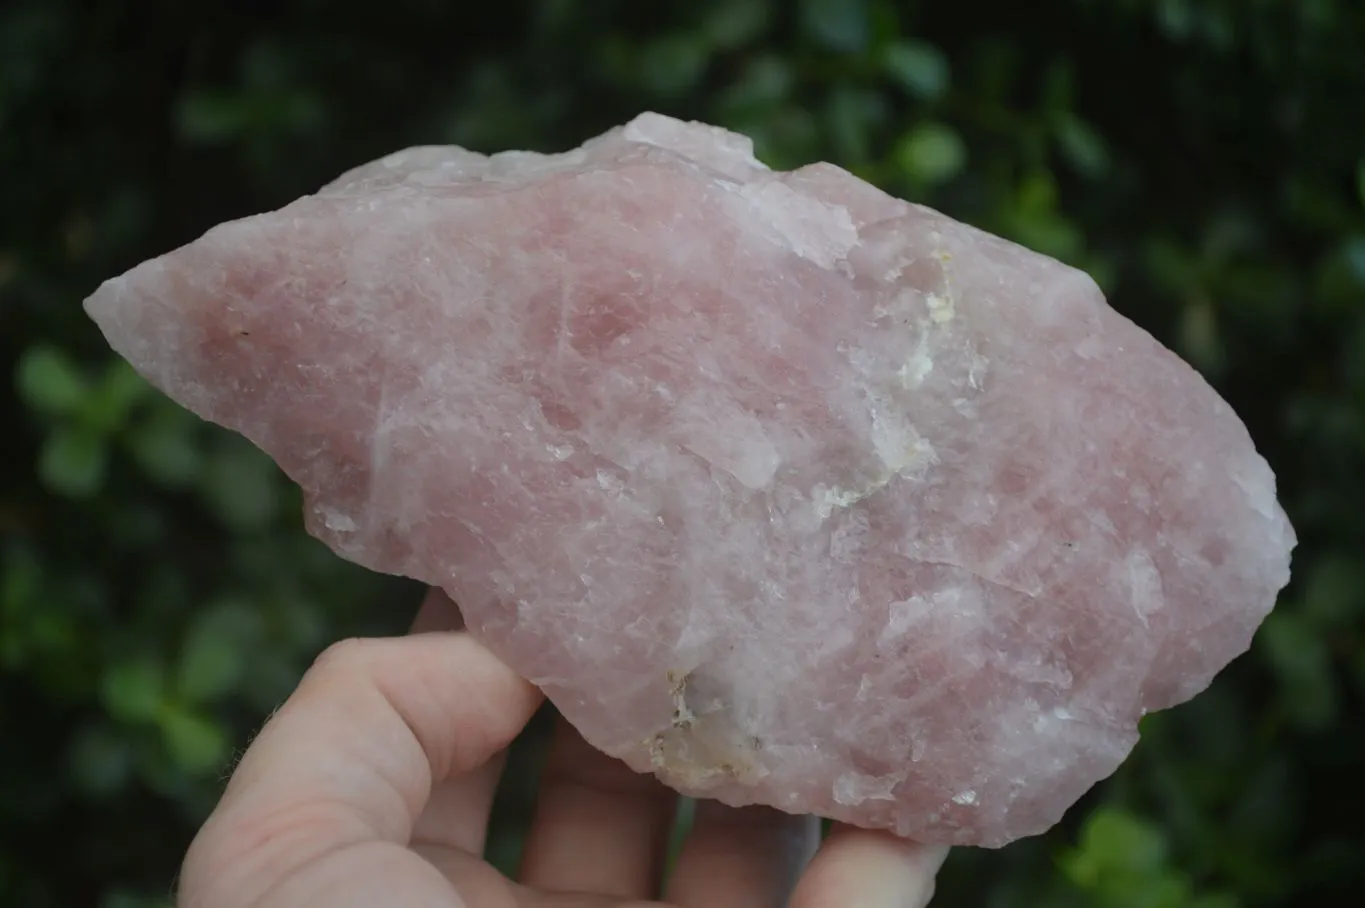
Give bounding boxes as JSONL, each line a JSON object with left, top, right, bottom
{"left": 84, "top": 112, "right": 1296, "bottom": 847}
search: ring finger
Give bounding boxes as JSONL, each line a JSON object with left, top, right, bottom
{"left": 518, "top": 717, "right": 677, "bottom": 899}
{"left": 664, "top": 801, "right": 820, "bottom": 908}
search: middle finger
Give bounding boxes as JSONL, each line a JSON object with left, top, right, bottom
{"left": 518, "top": 717, "right": 677, "bottom": 899}
{"left": 664, "top": 801, "right": 820, "bottom": 908}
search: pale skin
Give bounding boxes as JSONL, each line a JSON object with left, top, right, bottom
{"left": 178, "top": 590, "right": 947, "bottom": 907}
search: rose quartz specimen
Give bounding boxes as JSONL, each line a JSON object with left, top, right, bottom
{"left": 85, "top": 113, "right": 1294, "bottom": 846}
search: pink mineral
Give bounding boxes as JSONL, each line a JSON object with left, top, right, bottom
{"left": 84, "top": 113, "right": 1295, "bottom": 847}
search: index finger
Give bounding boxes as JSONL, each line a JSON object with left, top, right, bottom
{"left": 180, "top": 615, "right": 542, "bottom": 907}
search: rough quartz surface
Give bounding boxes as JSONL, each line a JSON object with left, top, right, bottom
{"left": 85, "top": 113, "right": 1296, "bottom": 847}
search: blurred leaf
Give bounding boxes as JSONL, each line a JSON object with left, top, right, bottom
{"left": 100, "top": 655, "right": 167, "bottom": 723}
{"left": 176, "top": 84, "right": 322, "bottom": 146}
{"left": 38, "top": 424, "right": 107, "bottom": 497}
{"left": 175, "top": 90, "right": 253, "bottom": 144}
{"left": 1357, "top": 158, "right": 1365, "bottom": 209}
{"left": 1158, "top": 0, "right": 1195, "bottom": 40}
{"left": 1040, "top": 59, "right": 1075, "bottom": 114}
{"left": 176, "top": 616, "right": 245, "bottom": 704}
{"left": 1202, "top": 209, "right": 1261, "bottom": 263}
{"left": 1058, "top": 805, "right": 1244, "bottom": 908}
{"left": 16, "top": 344, "right": 88, "bottom": 416}
{"left": 1, "top": 545, "right": 41, "bottom": 615}
{"left": 128, "top": 403, "right": 202, "bottom": 487}
{"left": 0, "top": 548, "right": 40, "bottom": 669}
{"left": 238, "top": 647, "right": 310, "bottom": 711}
{"left": 895, "top": 121, "right": 965, "bottom": 185}
{"left": 1055, "top": 114, "right": 1110, "bottom": 177}
{"left": 1284, "top": 175, "right": 1358, "bottom": 233}
{"left": 1178, "top": 297, "right": 1227, "bottom": 375}
{"left": 175, "top": 597, "right": 261, "bottom": 703}
{"left": 1260, "top": 610, "right": 1339, "bottom": 730}
{"left": 158, "top": 706, "right": 228, "bottom": 775}
{"left": 639, "top": 34, "right": 709, "bottom": 97}
{"left": 199, "top": 437, "right": 281, "bottom": 531}
{"left": 825, "top": 86, "right": 882, "bottom": 163}
{"left": 110, "top": 502, "right": 170, "bottom": 551}
{"left": 881, "top": 40, "right": 949, "bottom": 100}
{"left": 1016, "top": 170, "right": 1059, "bottom": 212}
{"left": 799, "top": 0, "right": 869, "bottom": 54}
{"left": 1070, "top": 807, "right": 1170, "bottom": 880}
{"left": 83, "top": 359, "right": 149, "bottom": 433}
{"left": 1343, "top": 235, "right": 1365, "bottom": 286}
{"left": 272, "top": 589, "right": 326, "bottom": 651}
{"left": 1146, "top": 236, "right": 1201, "bottom": 292}
{"left": 716, "top": 54, "right": 793, "bottom": 114}
{"left": 68, "top": 722, "right": 135, "bottom": 796}
{"left": 1003, "top": 172, "right": 1083, "bottom": 259}
{"left": 1300, "top": 553, "right": 1365, "bottom": 631}
{"left": 702, "top": 0, "right": 769, "bottom": 49}
{"left": 744, "top": 103, "right": 819, "bottom": 170}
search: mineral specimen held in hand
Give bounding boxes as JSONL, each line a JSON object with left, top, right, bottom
{"left": 85, "top": 113, "right": 1295, "bottom": 846}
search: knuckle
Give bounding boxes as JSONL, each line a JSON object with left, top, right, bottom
{"left": 308, "top": 636, "right": 376, "bottom": 678}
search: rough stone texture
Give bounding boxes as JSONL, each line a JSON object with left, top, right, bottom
{"left": 85, "top": 113, "right": 1295, "bottom": 847}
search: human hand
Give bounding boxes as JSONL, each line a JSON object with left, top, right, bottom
{"left": 179, "top": 589, "right": 947, "bottom": 907}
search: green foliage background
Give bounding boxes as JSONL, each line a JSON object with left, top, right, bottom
{"left": 3, "top": 1, "right": 1362, "bottom": 905}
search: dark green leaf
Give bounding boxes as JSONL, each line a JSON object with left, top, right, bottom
{"left": 100, "top": 655, "right": 167, "bottom": 723}
{"left": 639, "top": 35, "right": 709, "bottom": 97}
{"left": 1260, "top": 611, "right": 1338, "bottom": 730}
{"left": 1077, "top": 807, "right": 1169, "bottom": 876}
{"left": 882, "top": 40, "right": 949, "bottom": 100}
{"left": 128, "top": 403, "right": 202, "bottom": 487}
{"left": 798, "top": 0, "right": 869, "bottom": 54}
{"left": 175, "top": 90, "right": 253, "bottom": 144}
{"left": 175, "top": 599, "right": 257, "bottom": 703}
{"left": 715, "top": 55, "right": 793, "bottom": 114}
{"left": 1300, "top": 553, "right": 1365, "bottom": 630}
{"left": 176, "top": 627, "right": 243, "bottom": 705}
{"left": 158, "top": 706, "right": 229, "bottom": 775}
{"left": 1055, "top": 114, "right": 1110, "bottom": 177}
{"left": 1178, "top": 298, "right": 1227, "bottom": 375}
{"left": 199, "top": 437, "right": 281, "bottom": 531}
{"left": 1343, "top": 235, "right": 1365, "bottom": 286}
{"left": 1, "top": 546, "right": 41, "bottom": 617}
{"left": 702, "top": 0, "right": 769, "bottom": 49}
{"left": 894, "top": 122, "right": 965, "bottom": 185}
{"left": 1158, "top": 0, "right": 1195, "bottom": 39}
{"left": 38, "top": 425, "right": 107, "bottom": 497}
{"left": 16, "top": 345, "right": 87, "bottom": 416}
{"left": 83, "top": 359, "right": 149, "bottom": 433}
{"left": 824, "top": 86, "right": 882, "bottom": 163}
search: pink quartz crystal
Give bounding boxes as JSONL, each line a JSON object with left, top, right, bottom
{"left": 84, "top": 114, "right": 1295, "bottom": 846}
